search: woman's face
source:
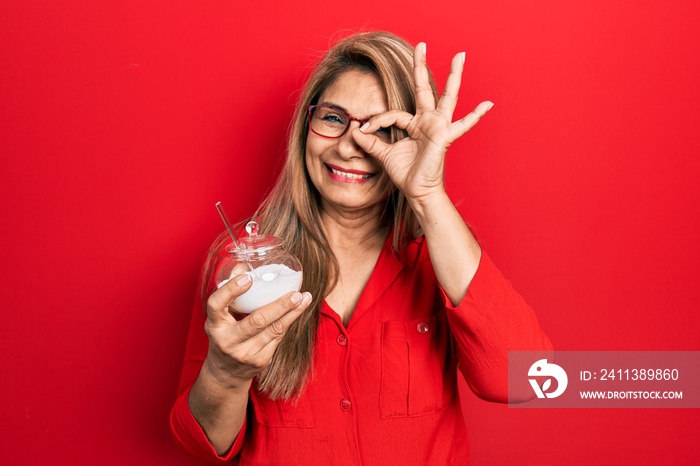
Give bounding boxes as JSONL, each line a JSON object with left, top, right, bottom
{"left": 305, "top": 69, "right": 393, "bottom": 216}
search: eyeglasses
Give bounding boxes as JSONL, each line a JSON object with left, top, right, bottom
{"left": 307, "top": 105, "right": 392, "bottom": 142}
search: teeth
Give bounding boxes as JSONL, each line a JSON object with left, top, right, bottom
{"left": 330, "top": 167, "right": 372, "bottom": 179}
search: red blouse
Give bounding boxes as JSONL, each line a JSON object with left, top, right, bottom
{"left": 170, "top": 236, "right": 553, "bottom": 465}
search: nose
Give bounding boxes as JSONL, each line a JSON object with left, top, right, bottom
{"left": 336, "top": 120, "right": 366, "bottom": 160}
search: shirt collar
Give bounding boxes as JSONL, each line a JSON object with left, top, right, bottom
{"left": 321, "top": 231, "right": 405, "bottom": 328}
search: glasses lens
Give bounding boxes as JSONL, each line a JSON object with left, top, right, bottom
{"left": 310, "top": 106, "right": 348, "bottom": 137}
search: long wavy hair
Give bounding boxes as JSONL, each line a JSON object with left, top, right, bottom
{"left": 201, "top": 31, "right": 439, "bottom": 399}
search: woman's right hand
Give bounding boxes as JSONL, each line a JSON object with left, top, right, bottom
{"left": 202, "top": 273, "right": 313, "bottom": 388}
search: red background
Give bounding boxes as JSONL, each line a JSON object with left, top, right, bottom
{"left": 1, "top": 1, "right": 698, "bottom": 465}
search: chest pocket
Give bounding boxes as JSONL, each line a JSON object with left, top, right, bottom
{"left": 380, "top": 313, "right": 456, "bottom": 418}
{"left": 250, "top": 389, "right": 315, "bottom": 428}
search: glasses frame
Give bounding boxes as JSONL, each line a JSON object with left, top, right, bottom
{"left": 307, "top": 104, "right": 375, "bottom": 139}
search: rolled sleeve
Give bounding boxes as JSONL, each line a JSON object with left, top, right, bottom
{"left": 169, "top": 386, "right": 245, "bottom": 464}
{"left": 439, "top": 251, "right": 553, "bottom": 402}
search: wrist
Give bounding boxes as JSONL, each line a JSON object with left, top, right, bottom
{"left": 407, "top": 190, "right": 451, "bottom": 223}
{"left": 203, "top": 355, "right": 254, "bottom": 392}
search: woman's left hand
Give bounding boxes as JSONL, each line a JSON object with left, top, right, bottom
{"left": 352, "top": 42, "right": 493, "bottom": 204}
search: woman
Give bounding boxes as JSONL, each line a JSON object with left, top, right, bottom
{"left": 170, "top": 31, "right": 552, "bottom": 465}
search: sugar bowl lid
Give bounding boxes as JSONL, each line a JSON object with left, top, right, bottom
{"left": 226, "top": 221, "right": 282, "bottom": 254}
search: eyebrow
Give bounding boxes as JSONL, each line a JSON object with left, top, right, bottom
{"left": 316, "top": 101, "right": 380, "bottom": 119}
{"left": 317, "top": 102, "right": 348, "bottom": 112}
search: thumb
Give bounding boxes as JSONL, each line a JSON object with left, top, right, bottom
{"left": 351, "top": 128, "right": 390, "bottom": 163}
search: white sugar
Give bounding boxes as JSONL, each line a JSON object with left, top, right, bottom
{"left": 217, "top": 263, "right": 303, "bottom": 314}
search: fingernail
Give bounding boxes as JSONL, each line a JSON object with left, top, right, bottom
{"left": 290, "top": 292, "right": 302, "bottom": 304}
{"left": 460, "top": 52, "right": 466, "bottom": 65}
{"left": 422, "top": 42, "right": 427, "bottom": 55}
{"left": 236, "top": 274, "right": 251, "bottom": 286}
{"left": 486, "top": 102, "right": 494, "bottom": 111}
{"left": 359, "top": 122, "right": 370, "bottom": 132}
{"left": 301, "top": 292, "right": 312, "bottom": 305}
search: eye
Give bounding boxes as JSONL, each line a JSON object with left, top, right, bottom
{"left": 315, "top": 107, "right": 347, "bottom": 127}
{"left": 322, "top": 114, "right": 344, "bottom": 124}
{"left": 375, "top": 126, "right": 392, "bottom": 140}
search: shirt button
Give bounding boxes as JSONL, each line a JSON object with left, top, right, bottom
{"left": 336, "top": 334, "right": 347, "bottom": 346}
{"left": 340, "top": 399, "right": 352, "bottom": 411}
{"left": 416, "top": 322, "right": 430, "bottom": 334}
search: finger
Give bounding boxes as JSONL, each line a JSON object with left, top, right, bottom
{"left": 359, "top": 110, "right": 415, "bottom": 133}
{"left": 413, "top": 42, "right": 436, "bottom": 113}
{"left": 206, "top": 274, "right": 253, "bottom": 324}
{"left": 249, "top": 292, "right": 313, "bottom": 354}
{"left": 436, "top": 52, "right": 466, "bottom": 120}
{"left": 351, "top": 128, "right": 391, "bottom": 163}
{"left": 448, "top": 101, "right": 494, "bottom": 142}
{"left": 353, "top": 110, "right": 414, "bottom": 164}
{"left": 207, "top": 292, "right": 311, "bottom": 377}
{"left": 234, "top": 291, "right": 307, "bottom": 341}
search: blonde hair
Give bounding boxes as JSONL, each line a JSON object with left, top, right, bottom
{"left": 202, "top": 31, "right": 439, "bottom": 399}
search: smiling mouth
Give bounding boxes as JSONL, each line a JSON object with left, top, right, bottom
{"left": 326, "top": 164, "right": 375, "bottom": 180}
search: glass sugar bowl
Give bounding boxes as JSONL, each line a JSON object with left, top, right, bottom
{"left": 215, "top": 221, "right": 303, "bottom": 314}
